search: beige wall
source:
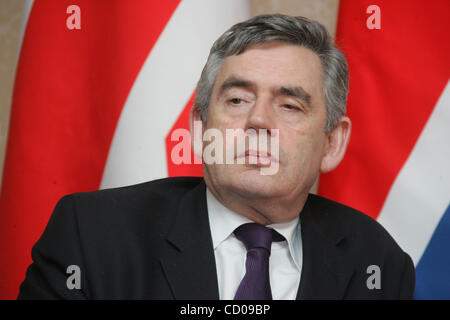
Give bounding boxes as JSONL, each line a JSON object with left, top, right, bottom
{"left": 250, "top": 0, "right": 339, "bottom": 35}
{"left": 0, "top": 0, "right": 339, "bottom": 191}
{"left": 0, "top": 0, "right": 30, "bottom": 190}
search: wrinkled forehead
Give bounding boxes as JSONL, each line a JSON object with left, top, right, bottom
{"left": 213, "top": 43, "right": 325, "bottom": 102}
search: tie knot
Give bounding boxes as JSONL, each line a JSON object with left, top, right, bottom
{"left": 234, "top": 223, "right": 284, "bottom": 253}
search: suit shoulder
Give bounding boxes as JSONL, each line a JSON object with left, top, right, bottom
{"left": 307, "top": 194, "right": 403, "bottom": 253}
{"left": 46, "top": 177, "right": 204, "bottom": 252}
{"left": 308, "top": 193, "right": 376, "bottom": 225}
{"left": 68, "top": 176, "right": 203, "bottom": 204}
{"left": 59, "top": 177, "right": 203, "bottom": 224}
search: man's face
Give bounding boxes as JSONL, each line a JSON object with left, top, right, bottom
{"left": 202, "top": 42, "right": 330, "bottom": 208}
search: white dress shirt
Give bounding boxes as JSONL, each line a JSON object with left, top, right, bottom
{"left": 206, "top": 187, "right": 303, "bottom": 300}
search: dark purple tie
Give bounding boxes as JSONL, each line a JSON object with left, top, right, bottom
{"left": 233, "top": 223, "right": 284, "bottom": 300}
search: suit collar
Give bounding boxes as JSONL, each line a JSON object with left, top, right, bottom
{"left": 161, "top": 180, "right": 220, "bottom": 299}
{"left": 296, "top": 195, "right": 354, "bottom": 299}
{"left": 160, "top": 180, "right": 354, "bottom": 300}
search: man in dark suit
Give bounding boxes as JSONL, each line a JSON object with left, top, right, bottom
{"left": 18, "top": 14, "right": 415, "bottom": 299}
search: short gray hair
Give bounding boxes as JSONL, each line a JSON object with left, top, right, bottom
{"left": 193, "top": 14, "right": 349, "bottom": 133}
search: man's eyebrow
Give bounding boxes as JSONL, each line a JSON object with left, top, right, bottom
{"left": 218, "top": 77, "right": 255, "bottom": 96}
{"left": 277, "top": 86, "right": 312, "bottom": 109}
{"left": 218, "top": 77, "right": 312, "bottom": 108}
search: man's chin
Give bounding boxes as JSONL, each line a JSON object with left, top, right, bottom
{"left": 232, "top": 170, "right": 283, "bottom": 199}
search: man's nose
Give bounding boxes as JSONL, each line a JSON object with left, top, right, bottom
{"left": 244, "top": 97, "right": 275, "bottom": 135}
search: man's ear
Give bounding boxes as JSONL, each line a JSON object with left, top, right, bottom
{"left": 320, "top": 116, "right": 351, "bottom": 173}
{"left": 190, "top": 106, "right": 204, "bottom": 159}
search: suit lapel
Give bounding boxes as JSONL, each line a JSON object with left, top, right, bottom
{"left": 296, "top": 197, "right": 354, "bottom": 299}
{"left": 160, "top": 180, "right": 219, "bottom": 299}
{"left": 160, "top": 183, "right": 354, "bottom": 300}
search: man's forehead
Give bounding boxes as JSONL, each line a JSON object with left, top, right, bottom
{"left": 217, "top": 43, "right": 323, "bottom": 83}
{"left": 223, "top": 42, "right": 322, "bottom": 65}
{"left": 213, "top": 46, "right": 323, "bottom": 100}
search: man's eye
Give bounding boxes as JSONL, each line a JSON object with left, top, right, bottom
{"left": 229, "top": 98, "right": 244, "bottom": 105}
{"left": 282, "top": 104, "right": 301, "bottom": 111}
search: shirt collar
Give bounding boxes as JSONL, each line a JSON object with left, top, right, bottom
{"left": 206, "top": 187, "right": 301, "bottom": 268}
{"left": 206, "top": 187, "right": 252, "bottom": 249}
{"left": 267, "top": 216, "right": 300, "bottom": 251}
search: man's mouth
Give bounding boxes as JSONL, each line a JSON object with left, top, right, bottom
{"left": 235, "top": 149, "right": 280, "bottom": 165}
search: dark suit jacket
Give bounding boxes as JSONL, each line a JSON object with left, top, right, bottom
{"left": 18, "top": 177, "right": 415, "bottom": 299}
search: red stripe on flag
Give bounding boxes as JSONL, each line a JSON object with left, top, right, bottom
{"left": 319, "top": 0, "right": 450, "bottom": 218}
{"left": 165, "top": 92, "right": 203, "bottom": 178}
{"left": 0, "top": 0, "right": 180, "bottom": 299}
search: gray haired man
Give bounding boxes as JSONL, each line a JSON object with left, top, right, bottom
{"left": 19, "top": 14, "right": 415, "bottom": 300}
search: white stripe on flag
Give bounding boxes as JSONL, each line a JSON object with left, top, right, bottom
{"left": 377, "top": 81, "right": 450, "bottom": 265}
{"left": 100, "top": 0, "right": 250, "bottom": 189}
